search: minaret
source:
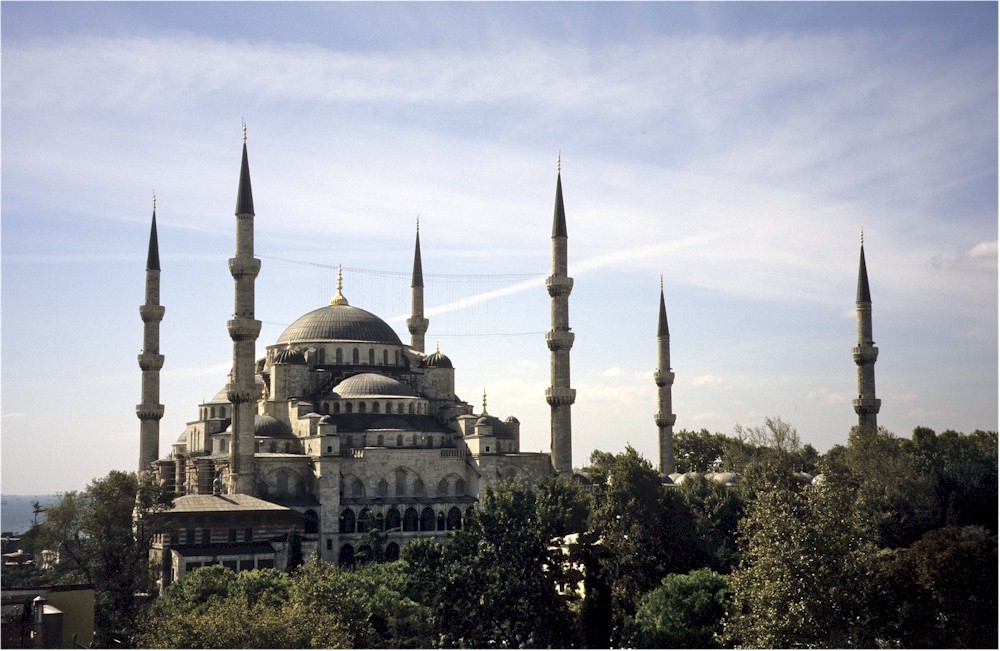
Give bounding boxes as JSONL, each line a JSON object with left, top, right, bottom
{"left": 407, "top": 218, "right": 429, "bottom": 352}
{"left": 137, "top": 196, "right": 165, "bottom": 473}
{"left": 545, "top": 154, "right": 575, "bottom": 474}
{"left": 852, "top": 229, "right": 880, "bottom": 430}
{"left": 227, "top": 124, "right": 262, "bottom": 495}
{"left": 654, "top": 277, "right": 676, "bottom": 475}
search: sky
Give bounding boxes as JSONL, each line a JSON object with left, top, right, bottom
{"left": 1, "top": 2, "right": 996, "bottom": 495}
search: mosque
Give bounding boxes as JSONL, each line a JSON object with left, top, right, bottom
{"left": 137, "top": 134, "right": 880, "bottom": 589}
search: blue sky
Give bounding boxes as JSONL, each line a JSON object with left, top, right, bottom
{"left": 2, "top": 2, "right": 996, "bottom": 494}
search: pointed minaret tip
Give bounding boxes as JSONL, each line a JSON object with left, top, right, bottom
{"left": 146, "top": 193, "right": 161, "bottom": 271}
{"left": 658, "top": 276, "right": 669, "bottom": 338}
{"left": 482, "top": 388, "right": 489, "bottom": 416}
{"left": 552, "top": 154, "right": 567, "bottom": 238}
{"left": 236, "top": 124, "right": 255, "bottom": 216}
{"left": 857, "top": 232, "right": 872, "bottom": 303}
{"left": 412, "top": 217, "right": 424, "bottom": 288}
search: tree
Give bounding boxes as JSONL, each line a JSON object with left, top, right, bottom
{"left": 724, "top": 464, "right": 875, "bottom": 648}
{"left": 629, "top": 568, "right": 732, "bottom": 648}
{"left": 36, "top": 470, "right": 172, "bottom": 646}
{"left": 284, "top": 528, "right": 304, "bottom": 572}
{"left": 587, "top": 447, "right": 706, "bottom": 644}
{"left": 402, "top": 480, "right": 576, "bottom": 647}
{"left": 677, "top": 473, "right": 744, "bottom": 572}
{"left": 673, "top": 429, "right": 727, "bottom": 473}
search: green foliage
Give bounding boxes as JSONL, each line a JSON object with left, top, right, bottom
{"left": 284, "top": 527, "right": 304, "bottom": 572}
{"left": 673, "top": 429, "right": 727, "bottom": 472}
{"left": 677, "top": 473, "right": 744, "bottom": 572}
{"left": 912, "top": 427, "right": 998, "bottom": 532}
{"left": 587, "top": 446, "right": 707, "bottom": 644}
{"left": 725, "top": 465, "right": 875, "bottom": 648}
{"left": 35, "top": 470, "right": 172, "bottom": 647}
{"left": 629, "top": 568, "right": 732, "bottom": 648}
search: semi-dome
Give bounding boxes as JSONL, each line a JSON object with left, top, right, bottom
{"left": 276, "top": 304, "right": 403, "bottom": 346}
{"left": 255, "top": 414, "right": 293, "bottom": 438}
{"left": 332, "top": 373, "right": 417, "bottom": 398}
{"left": 273, "top": 346, "right": 306, "bottom": 364}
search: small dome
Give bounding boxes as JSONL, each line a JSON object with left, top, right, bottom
{"left": 332, "top": 373, "right": 417, "bottom": 398}
{"left": 476, "top": 416, "right": 492, "bottom": 427}
{"left": 274, "top": 346, "right": 306, "bottom": 364}
{"left": 425, "top": 349, "right": 453, "bottom": 369}
{"left": 255, "top": 414, "right": 293, "bottom": 438}
{"left": 811, "top": 473, "right": 826, "bottom": 487}
{"left": 276, "top": 304, "right": 403, "bottom": 346}
{"left": 318, "top": 415, "right": 333, "bottom": 425}
{"left": 709, "top": 472, "right": 739, "bottom": 486}
{"left": 505, "top": 415, "right": 520, "bottom": 424}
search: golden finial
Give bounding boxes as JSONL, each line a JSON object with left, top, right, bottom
{"left": 242, "top": 119, "right": 247, "bottom": 144}
{"left": 860, "top": 227, "right": 864, "bottom": 247}
{"left": 482, "top": 388, "right": 488, "bottom": 416}
{"left": 330, "top": 264, "right": 349, "bottom": 306}
{"left": 435, "top": 341, "right": 440, "bottom": 354}
{"left": 557, "top": 151, "right": 561, "bottom": 174}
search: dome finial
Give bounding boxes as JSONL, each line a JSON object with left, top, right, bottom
{"left": 482, "top": 387, "right": 489, "bottom": 416}
{"left": 435, "top": 341, "right": 440, "bottom": 354}
{"left": 330, "top": 264, "right": 349, "bottom": 306}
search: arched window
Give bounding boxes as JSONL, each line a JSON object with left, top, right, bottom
{"left": 437, "top": 478, "right": 449, "bottom": 497}
{"left": 377, "top": 479, "right": 388, "bottom": 498}
{"left": 304, "top": 509, "right": 319, "bottom": 535}
{"left": 386, "top": 508, "right": 402, "bottom": 531}
{"left": 339, "top": 509, "right": 356, "bottom": 534}
{"left": 397, "top": 403, "right": 403, "bottom": 414}
{"left": 334, "top": 402, "right": 341, "bottom": 414}
{"left": 352, "top": 348, "right": 360, "bottom": 365}
{"left": 396, "top": 434, "right": 403, "bottom": 446}
{"left": 408, "top": 403, "right": 414, "bottom": 414}
{"left": 403, "top": 508, "right": 419, "bottom": 532}
{"left": 368, "top": 348, "right": 375, "bottom": 365}
{"left": 394, "top": 350, "right": 400, "bottom": 365}
{"left": 395, "top": 469, "right": 406, "bottom": 496}
{"left": 466, "top": 506, "right": 475, "bottom": 522}
{"left": 358, "top": 509, "right": 372, "bottom": 533}
{"left": 412, "top": 478, "right": 425, "bottom": 498}
{"left": 420, "top": 507, "right": 436, "bottom": 531}
{"left": 346, "top": 403, "right": 353, "bottom": 414}
{"left": 320, "top": 402, "right": 329, "bottom": 414}
{"left": 385, "top": 542, "right": 400, "bottom": 562}
{"left": 426, "top": 436, "right": 433, "bottom": 448}
{"left": 454, "top": 478, "right": 466, "bottom": 496}
{"left": 447, "top": 506, "right": 462, "bottom": 530}
{"left": 339, "top": 544, "right": 354, "bottom": 567}
{"left": 221, "top": 407, "right": 227, "bottom": 418}
{"left": 357, "top": 544, "right": 372, "bottom": 565}
{"left": 377, "top": 434, "right": 384, "bottom": 446}
{"left": 382, "top": 350, "right": 389, "bottom": 365}
{"left": 372, "top": 402, "right": 380, "bottom": 414}
{"left": 336, "top": 348, "right": 343, "bottom": 364}
{"left": 352, "top": 477, "right": 364, "bottom": 498}
{"left": 210, "top": 406, "right": 216, "bottom": 418}
{"left": 318, "top": 348, "right": 326, "bottom": 364}
{"left": 359, "top": 402, "right": 367, "bottom": 413}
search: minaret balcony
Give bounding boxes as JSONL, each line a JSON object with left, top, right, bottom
{"left": 139, "top": 305, "right": 165, "bottom": 322}
{"left": 136, "top": 403, "right": 165, "bottom": 420}
{"left": 852, "top": 397, "right": 881, "bottom": 414}
{"left": 546, "top": 330, "right": 575, "bottom": 351}
{"left": 226, "top": 382, "right": 257, "bottom": 404}
{"left": 851, "top": 345, "right": 879, "bottom": 365}
{"left": 546, "top": 387, "right": 576, "bottom": 406}
{"left": 228, "top": 318, "right": 262, "bottom": 341}
{"left": 654, "top": 370, "right": 675, "bottom": 387}
{"left": 137, "top": 352, "right": 165, "bottom": 371}
{"left": 228, "top": 257, "right": 261, "bottom": 280}
{"left": 546, "top": 276, "right": 574, "bottom": 297}
{"left": 406, "top": 316, "right": 429, "bottom": 333}
{"left": 655, "top": 412, "right": 676, "bottom": 428}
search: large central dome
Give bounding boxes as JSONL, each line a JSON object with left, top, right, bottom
{"left": 276, "top": 304, "right": 403, "bottom": 346}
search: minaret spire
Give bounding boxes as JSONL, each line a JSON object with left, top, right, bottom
{"left": 407, "top": 217, "right": 429, "bottom": 352}
{"left": 227, "top": 127, "right": 262, "bottom": 495}
{"left": 852, "top": 230, "right": 880, "bottom": 430}
{"left": 546, "top": 154, "right": 575, "bottom": 474}
{"left": 137, "top": 196, "right": 165, "bottom": 472}
{"left": 654, "top": 276, "right": 676, "bottom": 475}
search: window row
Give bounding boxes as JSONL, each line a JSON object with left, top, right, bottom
{"left": 342, "top": 474, "right": 466, "bottom": 499}
{"left": 200, "top": 405, "right": 229, "bottom": 420}
{"left": 315, "top": 347, "right": 401, "bottom": 367}
{"left": 318, "top": 400, "right": 426, "bottom": 415}
{"left": 338, "top": 506, "right": 469, "bottom": 534}
{"left": 171, "top": 527, "right": 253, "bottom": 545}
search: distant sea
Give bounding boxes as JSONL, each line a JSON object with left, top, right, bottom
{"left": 1, "top": 495, "right": 58, "bottom": 536}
